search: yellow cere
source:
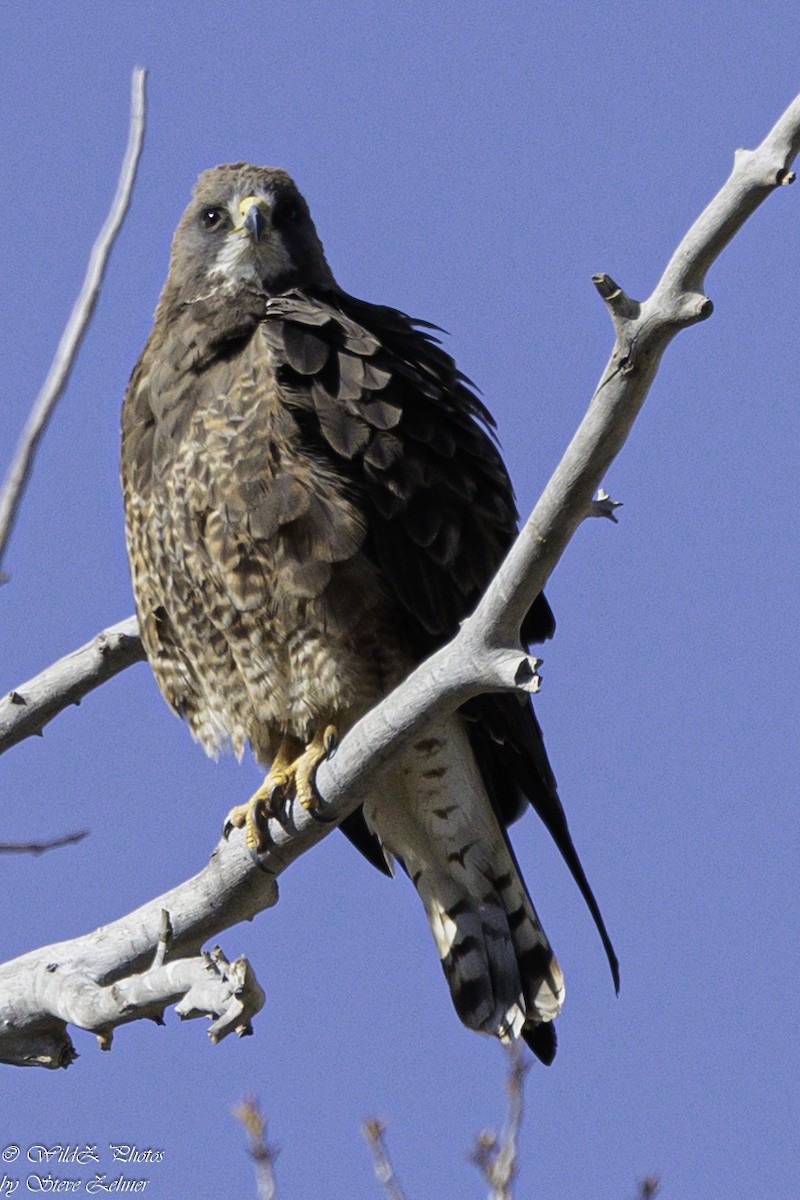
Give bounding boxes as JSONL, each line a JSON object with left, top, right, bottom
{"left": 238, "top": 195, "right": 266, "bottom": 221}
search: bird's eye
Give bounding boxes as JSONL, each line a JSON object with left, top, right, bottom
{"left": 200, "top": 207, "right": 226, "bottom": 231}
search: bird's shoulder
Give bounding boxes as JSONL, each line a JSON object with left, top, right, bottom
{"left": 121, "top": 289, "right": 270, "bottom": 493}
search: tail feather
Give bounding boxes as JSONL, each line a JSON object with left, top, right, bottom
{"left": 420, "top": 880, "right": 526, "bottom": 1040}
{"left": 524, "top": 1020, "right": 557, "bottom": 1065}
{"left": 363, "top": 716, "right": 564, "bottom": 1063}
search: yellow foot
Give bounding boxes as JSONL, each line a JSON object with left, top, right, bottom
{"left": 292, "top": 724, "right": 338, "bottom": 811}
{"left": 223, "top": 724, "right": 338, "bottom": 852}
{"left": 223, "top": 735, "right": 302, "bottom": 851}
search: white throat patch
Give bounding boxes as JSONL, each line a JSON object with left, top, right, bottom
{"left": 206, "top": 191, "right": 293, "bottom": 292}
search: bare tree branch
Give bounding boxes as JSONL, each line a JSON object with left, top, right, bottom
{"left": 0, "top": 829, "right": 88, "bottom": 855}
{"left": 0, "top": 89, "right": 797, "bottom": 1068}
{"left": 0, "top": 615, "right": 144, "bottom": 755}
{"left": 0, "top": 67, "right": 147, "bottom": 579}
{"left": 472, "top": 90, "right": 800, "bottom": 651}
{"left": 0, "top": 878, "right": 268, "bottom": 1068}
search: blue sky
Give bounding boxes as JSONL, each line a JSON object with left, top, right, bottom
{"left": 1, "top": 3, "right": 798, "bottom": 1197}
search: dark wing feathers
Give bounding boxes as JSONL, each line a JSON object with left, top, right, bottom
{"left": 258, "top": 288, "right": 615, "bottom": 981}
{"left": 465, "top": 694, "right": 620, "bottom": 992}
{"left": 263, "top": 287, "right": 550, "bottom": 647}
{"left": 314, "top": 390, "right": 372, "bottom": 458}
{"left": 282, "top": 323, "right": 330, "bottom": 374}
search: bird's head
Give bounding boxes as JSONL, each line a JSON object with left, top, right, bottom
{"left": 165, "top": 163, "right": 336, "bottom": 301}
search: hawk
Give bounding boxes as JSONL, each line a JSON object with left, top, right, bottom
{"left": 121, "top": 163, "right": 617, "bottom": 1063}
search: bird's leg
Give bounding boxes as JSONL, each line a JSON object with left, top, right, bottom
{"left": 224, "top": 734, "right": 304, "bottom": 850}
{"left": 291, "top": 722, "right": 338, "bottom": 811}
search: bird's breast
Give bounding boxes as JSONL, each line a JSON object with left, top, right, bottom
{"left": 126, "top": 325, "right": 407, "bottom": 757}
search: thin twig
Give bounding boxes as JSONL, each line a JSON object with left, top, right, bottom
{"left": 0, "top": 615, "right": 145, "bottom": 755}
{"left": 233, "top": 1097, "right": 279, "bottom": 1200}
{"left": 471, "top": 1044, "right": 529, "bottom": 1200}
{"left": 0, "top": 829, "right": 88, "bottom": 855}
{"left": 362, "top": 1119, "right": 408, "bottom": 1200}
{"left": 0, "top": 67, "right": 147, "bottom": 577}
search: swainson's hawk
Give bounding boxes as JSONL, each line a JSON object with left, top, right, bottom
{"left": 121, "top": 164, "right": 616, "bottom": 1062}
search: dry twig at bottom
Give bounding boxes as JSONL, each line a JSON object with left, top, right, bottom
{"left": 363, "top": 1118, "right": 408, "bottom": 1200}
{"left": 471, "top": 1044, "right": 529, "bottom": 1200}
{"left": 233, "top": 1096, "right": 279, "bottom": 1200}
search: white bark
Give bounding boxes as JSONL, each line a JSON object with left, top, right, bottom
{"left": 1, "top": 90, "right": 798, "bottom": 1069}
{"left": 0, "top": 616, "right": 144, "bottom": 755}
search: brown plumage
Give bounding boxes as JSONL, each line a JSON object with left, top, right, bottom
{"left": 122, "top": 164, "right": 617, "bottom": 1062}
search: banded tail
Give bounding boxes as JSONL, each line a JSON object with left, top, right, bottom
{"left": 363, "top": 716, "right": 564, "bottom": 1064}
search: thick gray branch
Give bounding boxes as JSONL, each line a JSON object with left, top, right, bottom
{"left": 0, "top": 68, "right": 147, "bottom": 578}
{"left": 1, "top": 90, "right": 798, "bottom": 1068}
{"left": 0, "top": 931, "right": 265, "bottom": 1068}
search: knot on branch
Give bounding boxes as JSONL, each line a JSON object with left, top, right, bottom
{"left": 734, "top": 145, "right": 797, "bottom": 189}
{"left": 513, "top": 656, "right": 541, "bottom": 691}
{"left": 0, "top": 1020, "right": 76, "bottom": 1070}
{"left": 588, "top": 489, "right": 623, "bottom": 523}
{"left": 673, "top": 291, "right": 713, "bottom": 325}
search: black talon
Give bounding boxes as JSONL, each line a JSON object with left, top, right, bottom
{"left": 268, "top": 780, "right": 287, "bottom": 807}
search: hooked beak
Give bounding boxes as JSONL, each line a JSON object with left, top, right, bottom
{"left": 238, "top": 196, "right": 268, "bottom": 241}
